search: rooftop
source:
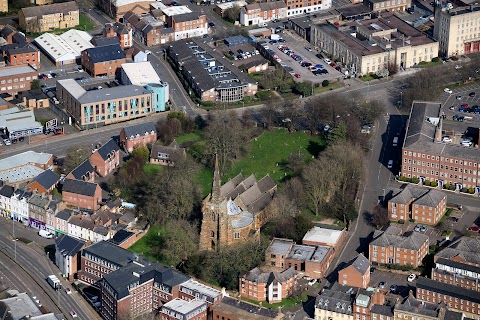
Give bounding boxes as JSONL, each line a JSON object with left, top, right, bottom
{"left": 0, "top": 65, "right": 36, "bottom": 78}
{"left": 162, "top": 5, "right": 192, "bottom": 16}
{"left": 84, "top": 44, "right": 125, "bottom": 64}
{"left": 287, "top": 244, "right": 316, "bottom": 261}
{"left": 180, "top": 279, "right": 222, "bottom": 300}
{"left": 21, "top": 1, "right": 78, "bottom": 17}
{"left": 161, "top": 298, "right": 206, "bottom": 316}
{"left": 0, "top": 151, "right": 52, "bottom": 183}
{"left": 83, "top": 240, "right": 137, "bottom": 267}
{"left": 55, "top": 234, "right": 85, "bottom": 257}
{"left": 390, "top": 185, "right": 445, "bottom": 207}
{"left": 435, "top": 237, "right": 480, "bottom": 266}
{"left": 62, "top": 178, "right": 98, "bottom": 197}
{"left": 0, "top": 292, "right": 42, "bottom": 319}
{"left": 123, "top": 122, "right": 157, "bottom": 138}
{"left": 121, "top": 62, "right": 161, "bottom": 86}
{"left": 417, "top": 277, "right": 480, "bottom": 304}
{"left": 26, "top": 169, "right": 59, "bottom": 191}
{"left": 396, "top": 295, "right": 447, "bottom": 318}
{"left": 371, "top": 226, "right": 429, "bottom": 250}
{"left": 403, "top": 102, "right": 479, "bottom": 161}
{"left": 343, "top": 253, "right": 371, "bottom": 275}
{"left": 266, "top": 238, "right": 294, "bottom": 255}
{"left": 211, "top": 297, "right": 279, "bottom": 319}
{"left": 302, "top": 226, "right": 344, "bottom": 246}
{"left": 316, "top": 287, "right": 354, "bottom": 314}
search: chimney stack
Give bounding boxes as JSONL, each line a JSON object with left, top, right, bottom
{"left": 435, "top": 116, "right": 443, "bottom": 142}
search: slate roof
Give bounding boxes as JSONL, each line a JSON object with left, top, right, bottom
{"left": 371, "top": 226, "right": 428, "bottom": 250}
{"left": 84, "top": 44, "right": 125, "bottom": 63}
{"left": 109, "top": 229, "right": 134, "bottom": 245}
{"left": 345, "top": 253, "right": 370, "bottom": 275}
{"left": 95, "top": 139, "right": 119, "bottom": 161}
{"left": 397, "top": 295, "right": 447, "bottom": 317}
{"left": 56, "top": 210, "right": 72, "bottom": 221}
{"left": 435, "top": 237, "right": 480, "bottom": 265}
{"left": 62, "top": 178, "right": 98, "bottom": 197}
{"left": 7, "top": 46, "right": 37, "bottom": 55}
{"left": 0, "top": 25, "right": 15, "bottom": 38}
{"left": 173, "top": 12, "right": 202, "bottom": 23}
{"left": 435, "top": 257, "right": 480, "bottom": 275}
{"left": 27, "top": 169, "right": 59, "bottom": 191}
{"left": 245, "top": 1, "right": 286, "bottom": 11}
{"left": 150, "top": 141, "right": 184, "bottom": 160}
{"left": 242, "top": 267, "right": 295, "bottom": 285}
{"left": 0, "top": 185, "right": 14, "bottom": 197}
{"left": 417, "top": 277, "right": 480, "bottom": 304}
{"left": 123, "top": 122, "right": 157, "bottom": 138}
{"left": 213, "top": 297, "right": 278, "bottom": 319}
{"left": 404, "top": 102, "right": 479, "bottom": 161}
{"left": 55, "top": 234, "right": 85, "bottom": 257}
{"left": 371, "top": 304, "right": 394, "bottom": 317}
{"left": 69, "top": 159, "right": 94, "bottom": 180}
{"left": 21, "top": 1, "right": 78, "bottom": 18}
{"left": 316, "top": 287, "right": 354, "bottom": 314}
{"left": 390, "top": 185, "right": 445, "bottom": 207}
{"left": 91, "top": 36, "right": 120, "bottom": 47}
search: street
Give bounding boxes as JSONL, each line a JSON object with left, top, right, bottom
{"left": 0, "top": 218, "right": 100, "bottom": 319}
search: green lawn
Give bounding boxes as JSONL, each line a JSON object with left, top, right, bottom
{"left": 414, "top": 60, "right": 443, "bottom": 68}
{"left": 314, "top": 82, "right": 343, "bottom": 94}
{"left": 197, "top": 166, "right": 214, "bottom": 198}
{"left": 224, "top": 129, "right": 325, "bottom": 184}
{"left": 143, "top": 163, "right": 163, "bottom": 175}
{"left": 129, "top": 226, "right": 165, "bottom": 262}
{"left": 175, "top": 132, "right": 202, "bottom": 144}
{"left": 242, "top": 291, "right": 310, "bottom": 309}
{"left": 359, "top": 74, "right": 380, "bottom": 82}
{"left": 77, "top": 14, "right": 95, "bottom": 31}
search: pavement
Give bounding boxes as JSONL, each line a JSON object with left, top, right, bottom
{"left": 0, "top": 218, "right": 100, "bottom": 320}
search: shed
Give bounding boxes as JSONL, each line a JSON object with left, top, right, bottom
{"left": 224, "top": 35, "right": 249, "bottom": 47}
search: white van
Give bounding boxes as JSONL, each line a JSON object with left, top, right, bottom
{"left": 38, "top": 229, "right": 54, "bottom": 239}
{"left": 393, "top": 137, "right": 399, "bottom": 146}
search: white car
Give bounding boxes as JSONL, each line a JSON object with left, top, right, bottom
{"left": 444, "top": 88, "right": 453, "bottom": 94}
{"left": 407, "top": 274, "right": 416, "bottom": 282}
{"left": 387, "top": 160, "right": 393, "bottom": 169}
{"left": 324, "top": 58, "right": 331, "bottom": 64}
{"left": 70, "top": 310, "right": 77, "bottom": 318}
{"left": 462, "top": 140, "right": 473, "bottom": 147}
{"left": 65, "top": 287, "right": 72, "bottom": 294}
{"left": 308, "top": 279, "right": 317, "bottom": 286}
{"left": 442, "top": 136, "right": 452, "bottom": 143}
{"left": 145, "top": 50, "right": 152, "bottom": 55}
{"left": 46, "top": 73, "right": 53, "bottom": 79}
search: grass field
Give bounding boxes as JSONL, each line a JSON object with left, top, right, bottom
{"left": 175, "top": 132, "right": 202, "bottom": 144}
{"left": 223, "top": 129, "right": 325, "bottom": 184}
{"left": 143, "top": 163, "right": 163, "bottom": 175}
{"left": 129, "top": 226, "right": 165, "bottom": 262}
{"left": 77, "top": 14, "right": 96, "bottom": 31}
{"left": 197, "top": 166, "right": 214, "bottom": 198}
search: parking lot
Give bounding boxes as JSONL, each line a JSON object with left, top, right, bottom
{"left": 267, "top": 31, "right": 343, "bottom": 83}
{"left": 370, "top": 269, "right": 414, "bottom": 297}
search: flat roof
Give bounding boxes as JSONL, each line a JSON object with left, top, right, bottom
{"left": 34, "top": 30, "right": 93, "bottom": 62}
{"left": 0, "top": 293, "right": 42, "bottom": 319}
{"left": 161, "top": 298, "right": 206, "bottom": 315}
{"left": 121, "top": 62, "right": 161, "bottom": 86}
{"left": 162, "top": 5, "right": 192, "bottom": 16}
{"left": 57, "top": 79, "right": 86, "bottom": 99}
{"left": 0, "top": 65, "right": 36, "bottom": 77}
{"left": 0, "top": 110, "right": 42, "bottom": 133}
{"left": 303, "top": 226, "right": 344, "bottom": 246}
{"left": 267, "top": 238, "right": 294, "bottom": 255}
{"left": 112, "top": 0, "right": 155, "bottom": 8}
{"left": 216, "top": 1, "right": 247, "bottom": 9}
{"left": 180, "top": 279, "right": 222, "bottom": 299}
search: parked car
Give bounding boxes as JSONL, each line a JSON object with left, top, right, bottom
{"left": 208, "top": 22, "right": 215, "bottom": 27}
{"left": 75, "top": 77, "right": 85, "bottom": 81}
{"left": 305, "top": 46, "right": 312, "bottom": 51}
{"left": 378, "top": 281, "right": 386, "bottom": 288}
{"left": 387, "top": 160, "right": 393, "bottom": 169}
{"left": 407, "top": 274, "right": 416, "bottom": 282}
{"left": 442, "top": 136, "right": 452, "bottom": 143}
{"left": 456, "top": 95, "right": 462, "bottom": 100}
{"left": 308, "top": 279, "right": 317, "bottom": 286}
{"left": 444, "top": 88, "right": 453, "bottom": 94}
{"left": 467, "top": 226, "right": 480, "bottom": 232}
{"left": 461, "top": 140, "right": 473, "bottom": 147}
{"left": 469, "top": 92, "right": 476, "bottom": 97}
{"left": 452, "top": 115, "right": 464, "bottom": 121}
{"left": 315, "top": 64, "right": 324, "bottom": 69}
{"left": 324, "top": 58, "right": 331, "bottom": 64}
{"left": 294, "top": 73, "right": 301, "bottom": 78}
{"left": 390, "top": 284, "right": 398, "bottom": 293}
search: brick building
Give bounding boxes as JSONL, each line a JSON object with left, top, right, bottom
{"left": 302, "top": 226, "right": 347, "bottom": 252}
{"left": 123, "top": 11, "right": 174, "bottom": 47}
{"left": 416, "top": 277, "right": 480, "bottom": 319}
{"left": 5, "top": 47, "right": 40, "bottom": 68}
{"left": 61, "top": 179, "right": 102, "bottom": 211}
{"left": 81, "top": 44, "right": 127, "bottom": 77}
{"left": 394, "top": 295, "right": 463, "bottom": 320}
{"left": 432, "top": 237, "right": 480, "bottom": 291}
{"left": 369, "top": 226, "right": 429, "bottom": 268}
{"left": 265, "top": 238, "right": 294, "bottom": 271}
{"left": 338, "top": 253, "right": 371, "bottom": 288}
{"left": 120, "top": 122, "right": 157, "bottom": 153}
{"left": 211, "top": 296, "right": 280, "bottom": 320}
{"left": 96, "top": 0, "right": 154, "bottom": 20}
{"left": 160, "top": 299, "right": 207, "bottom": 320}
{"left": 25, "top": 169, "right": 59, "bottom": 194}
{"left": 239, "top": 1, "right": 287, "bottom": 26}
{"left": 55, "top": 234, "right": 85, "bottom": 281}
{"left": 284, "top": 0, "right": 332, "bottom": 17}
{"left": 401, "top": 102, "right": 480, "bottom": 189}
{"left": 89, "top": 139, "right": 120, "bottom": 177}
{"left": 169, "top": 13, "right": 208, "bottom": 41}
{"left": 103, "top": 22, "right": 133, "bottom": 48}
{"left": 239, "top": 267, "right": 295, "bottom": 303}
{"left": 0, "top": 65, "right": 38, "bottom": 96}
{"left": 150, "top": 141, "right": 186, "bottom": 166}
{"left": 199, "top": 156, "right": 276, "bottom": 251}
{"left": 284, "top": 244, "right": 334, "bottom": 279}
{"left": 19, "top": 2, "right": 79, "bottom": 33}
{"left": 371, "top": 304, "right": 394, "bottom": 320}
{"left": 67, "top": 159, "right": 96, "bottom": 183}
{"left": 388, "top": 185, "right": 447, "bottom": 225}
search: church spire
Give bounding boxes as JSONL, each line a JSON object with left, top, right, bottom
{"left": 212, "top": 154, "right": 221, "bottom": 202}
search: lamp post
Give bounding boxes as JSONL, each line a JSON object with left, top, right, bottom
{"left": 13, "top": 216, "right": 16, "bottom": 262}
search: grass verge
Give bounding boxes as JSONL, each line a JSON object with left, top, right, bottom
{"left": 129, "top": 226, "right": 165, "bottom": 262}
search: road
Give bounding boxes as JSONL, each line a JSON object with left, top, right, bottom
{"left": 0, "top": 219, "right": 100, "bottom": 319}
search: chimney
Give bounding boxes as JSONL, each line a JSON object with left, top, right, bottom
{"left": 435, "top": 116, "right": 443, "bottom": 142}
{"left": 408, "top": 290, "right": 414, "bottom": 297}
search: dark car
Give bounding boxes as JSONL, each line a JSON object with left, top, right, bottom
{"left": 51, "top": 72, "right": 57, "bottom": 78}
{"left": 316, "top": 53, "right": 324, "bottom": 59}
{"left": 208, "top": 22, "right": 215, "bottom": 27}
{"left": 75, "top": 77, "right": 85, "bottom": 81}
{"left": 390, "top": 284, "right": 398, "bottom": 293}
{"left": 19, "top": 137, "right": 24, "bottom": 142}
{"left": 320, "top": 69, "right": 329, "bottom": 74}
{"left": 237, "top": 49, "right": 243, "bottom": 54}
{"left": 11, "top": 138, "right": 17, "bottom": 144}
{"left": 453, "top": 114, "right": 464, "bottom": 121}
{"left": 469, "top": 92, "right": 476, "bottom": 97}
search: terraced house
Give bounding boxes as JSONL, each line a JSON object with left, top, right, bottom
{"left": 388, "top": 185, "right": 446, "bottom": 225}
{"left": 19, "top": 2, "right": 79, "bottom": 33}
{"left": 369, "top": 225, "right": 429, "bottom": 268}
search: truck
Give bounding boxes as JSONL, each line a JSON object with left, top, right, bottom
{"left": 47, "top": 275, "right": 61, "bottom": 290}
{"left": 38, "top": 229, "right": 54, "bottom": 239}
{"left": 270, "top": 34, "right": 280, "bottom": 41}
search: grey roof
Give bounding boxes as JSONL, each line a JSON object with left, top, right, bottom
{"left": 83, "top": 240, "right": 136, "bottom": 266}
{"left": 123, "top": 122, "right": 156, "bottom": 138}
{"left": 28, "top": 169, "right": 59, "bottom": 190}
{"left": 7, "top": 46, "right": 37, "bottom": 55}
{"left": 62, "top": 178, "right": 98, "bottom": 197}
{"left": 68, "top": 215, "right": 95, "bottom": 230}
{"left": 91, "top": 37, "right": 120, "bottom": 47}
{"left": 286, "top": 244, "right": 315, "bottom": 261}
{"left": 55, "top": 210, "right": 72, "bottom": 221}
{"left": 416, "top": 277, "right": 480, "bottom": 304}
{"left": 345, "top": 253, "right": 371, "bottom": 275}
{"left": 150, "top": 141, "right": 184, "bottom": 160}
{"left": 267, "top": 238, "right": 294, "bottom": 255}
{"left": 109, "top": 229, "right": 134, "bottom": 245}
{"left": 102, "top": 260, "right": 190, "bottom": 300}
{"left": 404, "top": 102, "right": 479, "bottom": 161}
{"left": 70, "top": 159, "right": 94, "bottom": 180}
{"left": 77, "top": 85, "right": 149, "bottom": 104}
{"left": 0, "top": 25, "right": 15, "bottom": 38}
{"left": 242, "top": 267, "right": 295, "bottom": 285}
{"left": 316, "top": 287, "right": 354, "bottom": 315}
{"left": 435, "top": 237, "right": 480, "bottom": 265}
{"left": 0, "top": 292, "right": 43, "bottom": 319}
{"left": 84, "top": 44, "right": 125, "bottom": 64}
{"left": 21, "top": 1, "right": 78, "bottom": 18}
{"left": 371, "top": 304, "right": 394, "bottom": 317}
{"left": 95, "top": 139, "right": 119, "bottom": 161}
{"left": 0, "top": 185, "right": 14, "bottom": 197}
{"left": 173, "top": 12, "right": 202, "bottom": 23}
{"left": 371, "top": 226, "right": 429, "bottom": 250}
{"left": 390, "top": 185, "right": 445, "bottom": 208}
{"left": 215, "top": 297, "right": 278, "bottom": 318}
{"left": 396, "top": 295, "right": 447, "bottom": 317}
{"left": 55, "top": 234, "right": 85, "bottom": 257}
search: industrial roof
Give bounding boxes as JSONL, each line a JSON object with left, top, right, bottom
{"left": 0, "top": 65, "right": 36, "bottom": 78}
{"left": 0, "top": 293, "right": 42, "bottom": 319}
{"left": 302, "top": 226, "right": 344, "bottom": 246}
{"left": 162, "top": 5, "right": 192, "bottom": 16}
{"left": 0, "top": 151, "right": 52, "bottom": 183}
{"left": 161, "top": 299, "right": 206, "bottom": 316}
{"left": 34, "top": 30, "right": 93, "bottom": 63}
{"left": 121, "top": 62, "right": 161, "bottom": 86}
{"left": 0, "top": 109, "right": 43, "bottom": 133}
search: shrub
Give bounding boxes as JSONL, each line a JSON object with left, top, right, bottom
{"left": 468, "top": 187, "right": 475, "bottom": 194}
{"left": 430, "top": 181, "right": 438, "bottom": 187}
{"left": 398, "top": 219, "right": 405, "bottom": 224}
{"left": 411, "top": 177, "right": 420, "bottom": 184}
{"left": 424, "top": 180, "right": 431, "bottom": 186}
{"left": 432, "top": 57, "right": 440, "bottom": 62}
{"left": 451, "top": 56, "right": 459, "bottom": 61}
{"left": 322, "top": 80, "right": 329, "bottom": 87}
{"left": 461, "top": 187, "right": 468, "bottom": 193}
{"left": 418, "top": 61, "right": 428, "bottom": 65}
{"left": 400, "top": 176, "right": 408, "bottom": 182}
{"left": 444, "top": 183, "right": 451, "bottom": 190}
{"left": 409, "top": 218, "right": 416, "bottom": 223}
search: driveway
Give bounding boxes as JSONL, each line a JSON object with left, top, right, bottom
{"left": 370, "top": 269, "right": 415, "bottom": 297}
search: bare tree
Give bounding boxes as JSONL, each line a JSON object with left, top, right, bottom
{"left": 371, "top": 204, "right": 389, "bottom": 229}
{"left": 156, "top": 219, "right": 199, "bottom": 267}
{"left": 63, "top": 145, "right": 91, "bottom": 173}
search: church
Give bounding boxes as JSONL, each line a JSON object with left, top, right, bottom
{"left": 199, "top": 157, "right": 277, "bottom": 251}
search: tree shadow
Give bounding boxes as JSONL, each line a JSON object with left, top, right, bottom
{"left": 326, "top": 261, "right": 347, "bottom": 284}
{"left": 307, "top": 140, "right": 325, "bottom": 158}
{"left": 44, "top": 244, "right": 56, "bottom": 263}
{"left": 302, "top": 295, "right": 317, "bottom": 318}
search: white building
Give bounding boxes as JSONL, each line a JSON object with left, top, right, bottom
{"left": 0, "top": 150, "right": 53, "bottom": 186}
{"left": 9, "top": 189, "right": 31, "bottom": 224}
{"left": 34, "top": 30, "right": 94, "bottom": 66}
{"left": 55, "top": 234, "right": 85, "bottom": 279}
{"left": 121, "top": 62, "right": 169, "bottom": 101}
{"left": 285, "top": 0, "right": 332, "bottom": 17}
{"left": 240, "top": 1, "right": 287, "bottom": 26}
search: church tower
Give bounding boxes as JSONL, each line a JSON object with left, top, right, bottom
{"left": 199, "top": 155, "right": 226, "bottom": 251}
